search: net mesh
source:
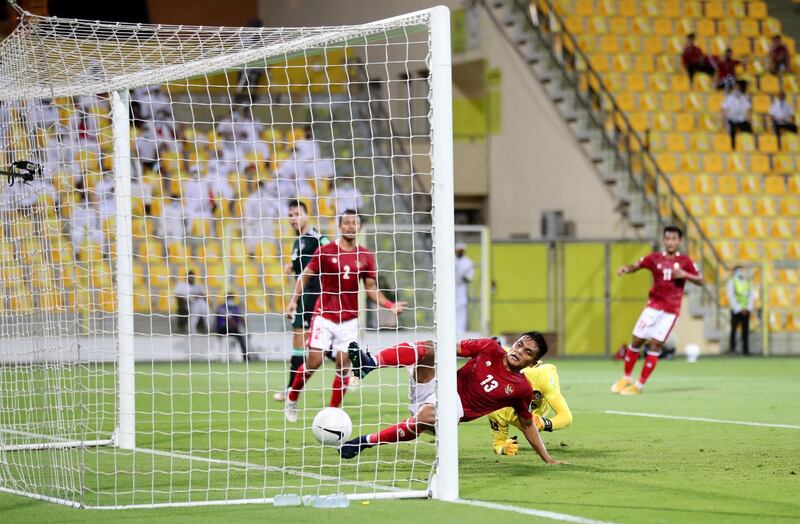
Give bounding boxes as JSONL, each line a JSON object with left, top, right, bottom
{"left": 0, "top": 8, "right": 441, "bottom": 508}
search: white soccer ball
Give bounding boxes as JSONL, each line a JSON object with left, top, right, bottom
{"left": 685, "top": 343, "right": 700, "bottom": 363}
{"left": 312, "top": 407, "right": 353, "bottom": 447}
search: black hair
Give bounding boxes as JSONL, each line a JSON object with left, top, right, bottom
{"left": 187, "top": 270, "right": 195, "bottom": 277}
{"left": 522, "top": 331, "right": 548, "bottom": 360}
{"left": 338, "top": 208, "right": 362, "bottom": 225}
{"left": 687, "top": 32, "right": 696, "bottom": 39}
{"left": 287, "top": 199, "right": 307, "bottom": 213}
{"left": 663, "top": 225, "right": 684, "bottom": 238}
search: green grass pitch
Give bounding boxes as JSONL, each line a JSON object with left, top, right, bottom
{"left": 1, "top": 356, "right": 798, "bottom": 523}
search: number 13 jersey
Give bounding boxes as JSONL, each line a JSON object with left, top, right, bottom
{"left": 457, "top": 338, "right": 533, "bottom": 423}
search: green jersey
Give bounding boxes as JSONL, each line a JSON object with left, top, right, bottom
{"left": 291, "top": 227, "right": 330, "bottom": 294}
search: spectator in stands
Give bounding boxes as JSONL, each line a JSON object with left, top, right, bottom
{"left": 174, "top": 271, "right": 209, "bottom": 334}
{"left": 130, "top": 163, "right": 153, "bottom": 215}
{"left": 213, "top": 294, "right": 250, "bottom": 361}
{"left": 70, "top": 187, "right": 103, "bottom": 252}
{"left": 768, "top": 35, "right": 791, "bottom": 75}
{"left": 275, "top": 154, "right": 315, "bottom": 210}
{"left": 769, "top": 91, "right": 797, "bottom": 148}
{"left": 160, "top": 192, "right": 186, "bottom": 245}
{"left": 292, "top": 125, "right": 321, "bottom": 162}
{"left": 722, "top": 80, "right": 753, "bottom": 149}
{"left": 681, "top": 33, "right": 715, "bottom": 82}
{"left": 243, "top": 178, "right": 280, "bottom": 254}
{"left": 332, "top": 175, "right": 365, "bottom": 214}
{"left": 726, "top": 266, "right": 754, "bottom": 355}
{"left": 710, "top": 48, "right": 741, "bottom": 91}
{"left": 182, "top": 164, "right": 214, "bottom": 236}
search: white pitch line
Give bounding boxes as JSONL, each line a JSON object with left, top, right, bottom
{"left": 454, "top": 498, "right": 615, "bottom": 524}
{"left": 604, "top": 410, "right": 800, "bottom": 430}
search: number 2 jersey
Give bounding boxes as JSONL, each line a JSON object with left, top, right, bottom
{"left": 305, "top": 241, "right": 377, "bottom": 323}
{"left": 637, "top": 251, "right": 699, "bottom": 315}
{"left": 457, "top": 338, "right": 533, "bottom": 423}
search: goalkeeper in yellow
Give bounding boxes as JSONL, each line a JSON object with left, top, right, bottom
{"left": 489, "top": 362, "right": 572, "bottom": 456}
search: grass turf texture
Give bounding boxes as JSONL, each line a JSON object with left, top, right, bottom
{"left": 1, "top": 356, "right": 799, "bottom": 523}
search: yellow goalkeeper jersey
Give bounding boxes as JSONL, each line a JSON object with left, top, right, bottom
{"left": 487, "top": 362, "right": 572, "bottom": 451}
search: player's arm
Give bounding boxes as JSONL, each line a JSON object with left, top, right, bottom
{"left": 617, "top": 260, "right": 643, "bottom": 276}
{"left": 489, "top": 411, "right": 518, "bottom": 456}
{"left": 673, "top": 263, "right": 704, "bottom": 286}
{"left": 518, "top": 414, "right": 560, "bottom": 464}
{"left": 363, "top": 276, "right": 406, "bottom": 315}
{"left": 285, "top": 266, "right": 316, "bottom": 318}
{"left": 536, "top": 392, "right": 573, "bottom": 432}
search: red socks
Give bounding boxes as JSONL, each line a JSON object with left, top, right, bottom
{"left": 287, "top": 364, "right": 313, "bottom": 402}
{"left": 623, "top": 347, "right": 640, "bottom": 378}
{"left": 368, "top": 417, "right": 418, "bottom": 445}
{"left": 329, "top": 373, "right": 350, "bottom": 408}
{"left": 638, "top": 352, "right": 659, "bottom": 386}
{"left": 376, "top": 342, "right": 425, "bottom": 367}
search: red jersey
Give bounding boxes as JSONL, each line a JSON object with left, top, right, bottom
{"left": 637, "top": 251, "right": 699, "bottom": 315}
{"left": 710, "top": 56, "right": 740, "bottom": 84}
{"left": 682, "top": 44, "right": 706, "bottom": 68}
{"left": 306, "top": 241, "right": 377, "bottom": 323}
{"left": 456, "top": 338, "right": 533, "bottom": 423}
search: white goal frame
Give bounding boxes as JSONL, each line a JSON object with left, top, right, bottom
{"left": 0, "top": 5, "right": 456, "bottom": 508}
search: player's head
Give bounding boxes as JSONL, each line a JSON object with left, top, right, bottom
{"left": 187, "top": 271, "right": 196, "bottom": 285}
{"left": 724, "top": 47, "right": 733, "bottom": 59}
{"left": 662, "top": 225, "right": 683, "bottom": 254}
{"left": 287, "top": 199, "right": 309, "bottom": 232}
{"left": 455, "top": 242, "right": 466, "bottom": 258}
{"left": 773, "top": 34, "right": 782, "bottom": 44}
{"left": 338, "top": 209, "right": 362, "bottom": 241}
{"left": 686, "top": 33, "right": 695, "bottom": 43}
{"left": 506, "top": 331, "right": 548, "bottom": 370}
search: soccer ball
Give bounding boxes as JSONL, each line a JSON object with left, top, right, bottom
{"left": 311, "top": 407, "right": 353, "bottom": 447}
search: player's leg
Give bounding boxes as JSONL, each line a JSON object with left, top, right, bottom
{"left": 621, "top": 310, "right": 676, "bottom": 395}
{"left": 326, "top": 318, "right": 358, "bottom": 407}
{"left": 285, "top": 316, "right": 329, "bottom": 421}
{"left": 613, "top": 307, "right": 660, "bottom": 393}
{"left": 274, "top": 326, "right": 307, "bottom": 401}
{"left": 339, "top": 404, "right": 434, "bottom": 460}
{"left": 349, "top": 340, "right": 433, "bottom": 379}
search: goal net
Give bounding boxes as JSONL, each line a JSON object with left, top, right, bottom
{"left": 0, "top": 6, "right": 455, "bottom": 508}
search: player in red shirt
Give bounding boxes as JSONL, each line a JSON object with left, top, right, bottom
{"left": 284, "top": 210, "right": 405, "bottom": 421}
{"left": 709, "top": 48, "right": 741, "bottom": 91}
{"left": 338, "top": 333, "right": 561, "bottom": 464}
{"left": 611, "top": 226, "right": 704, "bottom": 395}
{"left": 681, "top": 33, "right": 714, "bottom": 82}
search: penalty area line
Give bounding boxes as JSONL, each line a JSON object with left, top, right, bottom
{"left": 452, "top": 498, "right": 615, "bottom": 524}
{"left": 604, "top": 410, "right": 800, "bottom": 430}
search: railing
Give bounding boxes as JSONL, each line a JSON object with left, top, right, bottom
{"left": 490, "top": 0, "right": 728, "bottom": 334}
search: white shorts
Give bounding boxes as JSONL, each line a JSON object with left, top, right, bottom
{"left": 307, "top": 315, "right": 359, "bottom": 352}
{"left": 632, "top": 307, "right": 678, "bottom": 343}
{"left": 407, "top": 368, "right": 464, "bottom": 419}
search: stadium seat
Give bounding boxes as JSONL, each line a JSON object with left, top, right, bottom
{"left": 781, "top": 197, "right": 800, "bottom": 216}
{"left": 731, "top": 196, "right": 753, "bottom": 216}
{"left": 740, "top": 174, "right": 761, "bottom": 194}
{"left": 764, "top": 176, "right": 785, "bottom": 195}
{"left": 723, "top": 218, "right": 744, "bottom": 238}
{"left": 755, "top": 196, "right": 777, "bottom": 216}
{"left": 717, "top": 175, "right": 738, "bottom": 194}
{"left": 737, "top": 240, "right": 760, "bottom": 261}
{"left": 747, "top": 218, "right": 767, "bottom": 239}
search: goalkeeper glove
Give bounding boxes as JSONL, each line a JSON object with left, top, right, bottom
{"left": 533, "top": 415, "right": 553, "bottom": 432}
{"left": 493, "top": 436, "right": 519, "bottom": 456}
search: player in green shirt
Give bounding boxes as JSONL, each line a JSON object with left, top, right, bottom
{"left": 274, "top": 199, "right": 330, "bottom": 401}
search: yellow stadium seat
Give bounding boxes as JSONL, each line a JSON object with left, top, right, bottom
{"left": 789, "top": 241, "right": 800, "bottom": 259}
{"left": 727, "top": 153, "right": 746, "bottom": 173}
{"left": 666, "top": 133, "right": 686, "bottom": 153}
{"left": 609, "top": 17, "right": 629, "bottom": 35}
{"left": 747, "top": 218, "right": 768, "bottom": 239}
{"left": 690, "top": 132, "right": 711, "bottom": 152}
{"left": 653, "top": 19, "right": 673, "bottom": 36}
{"left": 671, "top": 174, "right": 691, "bottom": 195}
{"left": 782, "top": 134, "right": 800, "bottom": 152}
{"left": 694, "top": 174, "right": 715, "bottom": 193}
{"left": 731, "top": 195, "right": 753, "bottom": 216}
{"left": 698, "top": 113, "right": 717, "bottom": 132}
{"left": 661, "top": 0, "right": 680, "bottom": 17}
{"left": 756, "top": 196, "right": 777, "bottom": 216}
{"left": 781, "top": 197, "right": 800, "bottom": 216}
{"left": 717, "top": 175, "right": 738, "bottom": 194}
{"left": 739, "top": 19, "right": 759, "bottom": 38}
{"left": 615, "top": 93, "right": 636, "bottom": 113}
{"left": 723, "top": 218, "right": 744, "bottom": 238}
{"left": 676, "top": 114, "right": 695, "bottom": 133}
{"left": 589, "top": 16, "right": 609, "bottom": 33}
{"left": 703, "top": 153, "right": 724, "bottom": 173}
{"left": 714, "top": 239, "right": 735, "bottom": 260}
{"left": 737, "top": 240, "right": 760, "bottom": 261}
{"left": 696, "top": 18, "right": 716, "bottom": 37}
{"left": 670, "top": 75, "right": 690, "bottom": 93}
{"left": 599, "top": 35, "right": 619, "bottom": 54}
{"left": 764, "top": 17, "right": 782, "bottom": 36}
{"left": 680, "top": 154, "right": 701, "bottom": 172}
{"left": 705, "top": 0, "right": 724, "bottom": 18}
{"left": 656, "top": 153, "right": 678, "bottom": 173}
{"left": 699, "top": 217, "right": 720, "bottom": 237}
{"left": 620, "top": 0, "right": 637, "bottom": 17}
{"left": 708, "top": 195, "right": 729, "bottom": 215}
{"left": 662, "top": 94, "right": 681, "bottom": 113}
{"left": 759, "top": 134, "right": 779, "bottom": 153}
{"left": 740, "top": 174, "right": 761, "bottom": 194}
{"left": 764, "top": 176, "right": 785, "bottom": 195}
{"left": 774, "top": 154, "right": 794, "bottom": 173}
{"left": 644, "top": 35, "right": 664, "bottom": 54}
{"left": 685, "top": 195, "right": 706, "bottom": 215}
{"left": 788, "top": 175, "right": 800, "bottom": 193}
{"left": 752, "top": 94, "right": 771, "bottom": 114}
{"left": 750, "top": 154, "right": 770, "bottom": 174}
{"left": 764, "top": 240, "right": 785, "bottom": 259}
{"left": 735, "top": 135, "right": 756, "bottom": 153}
{"left": 771, "top": 218, "right": 793, "bottom": 239}
{"left": 712, "top": 133, "right": 732, "bottom": 152}
{"left": 768, "top": 287, "right": 791, "bottom": 308}
{"left": 761, "top": 75, "right": 780, "bottom": 95}
{"left": 749, "top": 0, "right": 767, "bottom": 19}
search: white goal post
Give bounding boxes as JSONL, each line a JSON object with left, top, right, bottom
{"left": 0, "top": 5, "right": 455, "bottom": 508}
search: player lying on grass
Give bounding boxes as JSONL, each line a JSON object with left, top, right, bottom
{"left": 339, "top": 333, "right": 562, "bottom": 464}
{"left": 488, "top": 357, "right": 572, "bottom": 456}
